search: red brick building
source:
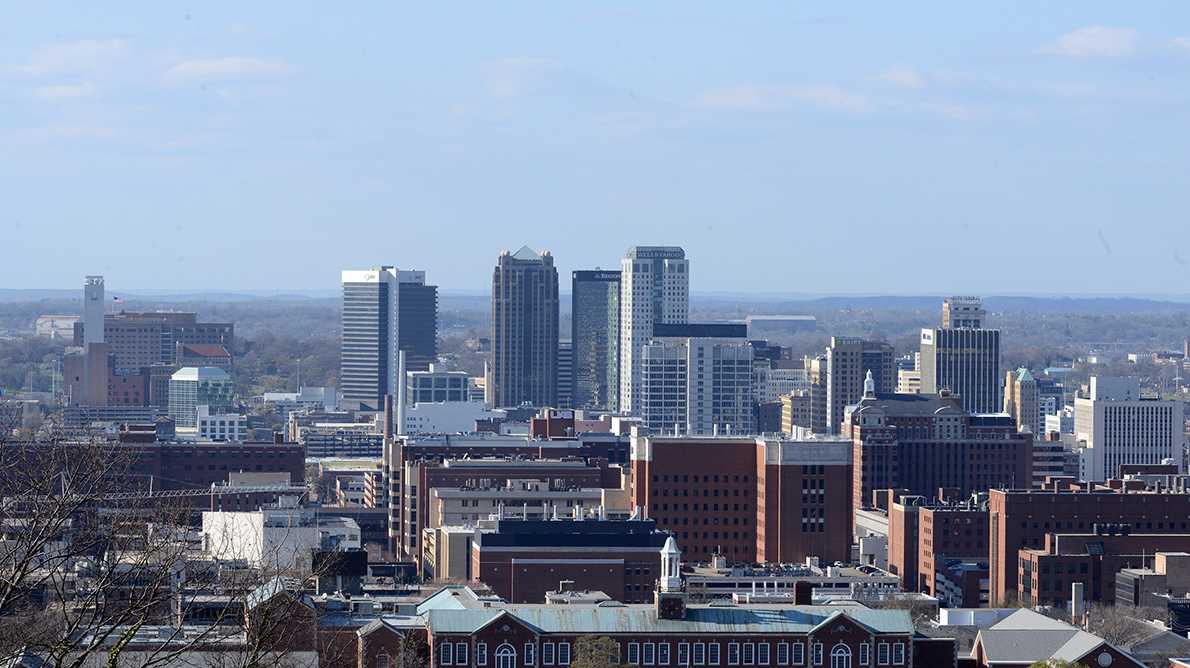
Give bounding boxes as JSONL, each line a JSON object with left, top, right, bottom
{"left": 886, "top": 495, "right": 922, "bottom": 592}
{"left": 844, "top": 392, "right": 1032, "bottom": 519}
{"left": 356, "top": 585, "right": 952, "bottom": 668}
{"left": 918, "top": 502, "right": 988, "bottom": 607}
{"left": 107, "top": 361, "right": 149, "bottom": 406}
{"left": 989, "top": 478, "right": 1190, "bottom": 606}
{"left": 631, "top": 435, "right": 853, "bottom": 565}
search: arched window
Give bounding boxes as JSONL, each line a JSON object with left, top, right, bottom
{"left": 496, "top": 643, "right": 517, "bottom": 668}
{"left": 830, "top": 645, "right": 851, "bottom": 668}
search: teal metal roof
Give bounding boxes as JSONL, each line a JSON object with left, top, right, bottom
{"left": 426, "top": 605, "right": 913, "bottom": 636}
{"left": 416, "top": 587, "right": 473, "bottom": 615}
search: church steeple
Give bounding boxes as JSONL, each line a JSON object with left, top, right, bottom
{"left": 863, "top": 369, "right": 876, "bottom": 399}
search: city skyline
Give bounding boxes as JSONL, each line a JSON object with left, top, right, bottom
{"left": 5, "top": 3, "right": 1190, "bottom": 293}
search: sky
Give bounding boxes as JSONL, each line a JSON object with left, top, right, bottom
{"left": 3, "top": 3, "right": 1190, "bottom": 295}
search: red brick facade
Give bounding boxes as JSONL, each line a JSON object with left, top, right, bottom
{"left": 356, "top": 604, "right": 940, "bottom": 668}
{"left": 845, "top": 395, "right": 1031, "bottom": 519}
{"left": 990, "top": 483, "right": 1190, "bottom": 606}
{"left": 631, "top": 436, "right": 852, "bottom": 565}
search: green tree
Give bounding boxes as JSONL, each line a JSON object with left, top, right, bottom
{"left": 571, "top": 637, "right": 620, "bottom": 668}
{"left": 1027, "top": 660, "right": 1089, "bottom": 668}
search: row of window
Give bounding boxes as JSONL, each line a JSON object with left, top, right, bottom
{"left": 439, "top": 642, "right": 573, "bottom": 667}
{"left": 428, "top": 639, "right": 907, "bottom": 668}
{"left": 622, "top": 640, "right": 906, "bottom": 666}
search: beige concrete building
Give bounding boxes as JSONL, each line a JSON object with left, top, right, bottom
{"left": 427, "top": 479, "right": 602, "bottom": 529}
{"left": 421, "top": 525, "right": 479, "bottom": 582}
{"left": 825, "top": 337, "right": 896, "bottom": 434}
{"left": 897, "top": 369, "right": 921, "bottom": 394}
{"left": 780, "top": 390, "right": 813, "bottom": 435}
{"left": 1003, "top": 368, "right": 1040, "bottom": 434}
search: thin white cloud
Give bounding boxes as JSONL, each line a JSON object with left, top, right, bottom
{"left": 485, "top": 57, "right": 558, "bottom": 98}
{"left": 9, "top": 39, "right": 130, "bottom": 77}
{"left": 1172, "top": 36, "right": 1190, "bottom": 54}
{"left": 164, "top": 57, "right": 291, "bottom": 84}
{"left": 878, "top": 66, "right": 926, "bottom": 89}
{"left": 696, "top": 84, "right": 872, "bottom": 114}
{"left": 6, "top": 124, "right": 116, "bottom": 145}
{"left": 32, "top": 82, "right": 98, "bottom": 100}
{"left": 1040, "top": 26, "right": 1137, "bottom": 59}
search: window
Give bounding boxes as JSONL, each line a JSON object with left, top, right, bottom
{"left": 812, "top": 643, "right": 822, "bottom": 667}
{"left": 757, "top": 644, "right": 769, "bottom": 665}
{"left": 876, "top": 644, "right": 888, "bottom": 666}
{"left": 858, "top": 644, "right": 869, "bottom": 666}
{"left": 708, "top": 644, "right": 720, "bottom": 666}
{"left": 658, "top": 644, "right": 670, "bottom": 666}
{"left": 559, "top": 643, "right": 571, "bottom": 666}
{"left": 728, "top": 643, "right": 740, "bottom": 665}
{"left": 629, "top": 644, "right": 640, "bottom": 665}
{"left": 891, "top": 644, "right": 903, "bottom": 666}
{"left": 644, "top": 643, "right": 656, "bottom": 666}
{"left": 442, "top": 643, "right": 454, "bottom": 666}
{"left": 777, "top": 643, "right": 789, "bottom": 666}
{"left": 378, "top": 654, "right": 391, "bottom": 668}
{"left": 829, "top": 646, "right": 851, "bottom": 668}
{"left": 693, "top": 643, "right": 705, "bottom": 666}
{"left": 743, "top": 643, "right": 754, "bottom": 665}
{"left": 678, "top": 643, "right": 690, "bottom": 666}
{"left": 544, "top": 643, "right": 556, "bottom": 666}
{"left": 478, "top": 643, "right": 488, "bottom": 666}
{"left": 497, "top": 644, "right": 517, "bottom": 668}
{"left": 791, "top": 643, "right": 804, "bottom": 666}
{"left": 457, "top": 644, "right": 469, "bottom": 666}
{"left": 526, "top": 644, "right": 536, "bottom": 666}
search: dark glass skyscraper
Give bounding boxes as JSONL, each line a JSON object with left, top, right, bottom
{"left": 340, "top": 267, "right": 438, "bottom": 412}
{"left": 920, "top": 296, "right": 1001, "bottom": 414}
{"left": 571, "top": 270, "right": 620, "bottom": 410}
{"left": 490, "top": 247, "right": 559, "bottom": 408}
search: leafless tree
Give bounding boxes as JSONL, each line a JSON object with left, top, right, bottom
{"left": 0, "top": 416, "right": 339, "bottom": 668}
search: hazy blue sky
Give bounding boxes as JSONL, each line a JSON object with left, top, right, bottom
{"left": 3, "top": 3, "right": 1189, "bottom": 294}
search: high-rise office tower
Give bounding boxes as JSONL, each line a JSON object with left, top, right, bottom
{"left": 942, "top": 296, "right": 985, "bottom": 329}
{"left": 639, "top": 323, "right": 754, "bottom": 436}
{"left": 340, "top": 267, "right": 438, "bottom": 412}
{"left": 804, "top": 353, "right": 830, "bottom": 433}
{"left": 557, "top": 340, "right": 573, "bottom": 409}
{"left": 618, "top": 246, "right": 689, "bottom": 415}
{"left": 83, "top": 276, "right": 105, "bottom": 345}
{"left": 920, "top": 296, "right": 1001, "bottom": 414}
{"left": 1003, "top": 368, "right": 1040, "bottom": 434}
{"left": 1075, "top": 376, "right": 1184, "bottom": 481}
{"left": 64, "top": 276, "right": 110, "bottom": 406}
{"left": 824, "top": 336, "right": 896, "bottom": 434}
{"left": 571, "top": 270, "right": 620, "bottom": 410}
{"left": 490, "top": 247, "right": 559, "bottom": 408}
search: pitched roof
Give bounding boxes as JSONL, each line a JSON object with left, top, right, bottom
{"left": 973, "top": 610, "right": 1143, "bottom": 667}
{"left": 245, "top": 576, "right": 313, "bottom": 611}
{"left": 425, "top": 604, "right": 913, "bottom": 636}
{"left": 511, "top": 246, "right": 540, "bottom": 261}
{"left": 180, "top": 343, "right": 231, "bottom": 358}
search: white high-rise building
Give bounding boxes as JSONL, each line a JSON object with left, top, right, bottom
{"left": 1075, "top": 376, "right": 1184, "bottom": 481}
{"left": 618, "top": 246, "right": 688, "bottom": 415}
{"left": 83, "top": 275, "right": 105, "bottom": 344}
{"left": 340, "top": 267, "right": 438, "bottom": 412}
{"left": 639, "top": 324, "right": 753, "bottom": 436}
